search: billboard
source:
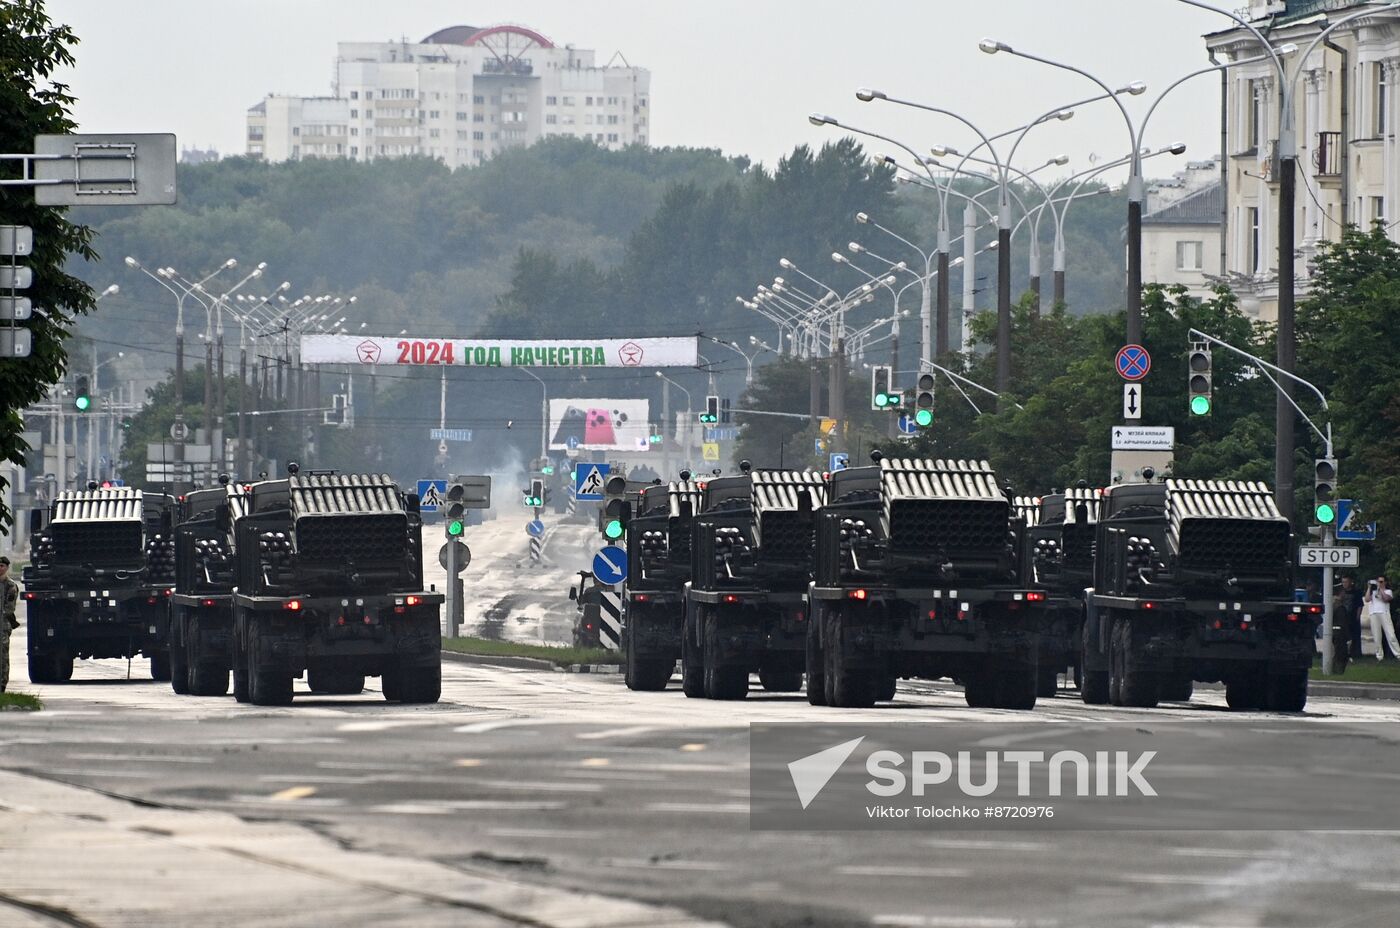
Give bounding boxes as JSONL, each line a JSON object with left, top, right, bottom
{"left": 548, "top": 399, "right": 651, "bottom": 451}
{"left": 301, "top": 334, "right": 699, "bottom": 368}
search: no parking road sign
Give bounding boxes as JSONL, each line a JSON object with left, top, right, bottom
{"left": 1115, "top": 344, "right": 1151, "bottom": 382}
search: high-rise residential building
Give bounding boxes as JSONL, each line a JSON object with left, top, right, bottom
{"left": 1204, "top": 0, "right": 1399, "bottom": 320}
{"left": 246, "top": 24, "right": 651, "bottom": 167}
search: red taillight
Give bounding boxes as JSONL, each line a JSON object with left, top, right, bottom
{"left": 585, "top": 623, "right": 594, "bottom": 630}
{"left": 1027, "top": 591, "right": 1046, "bottom": 602}
{"left": 1240, "top": 622, "right": 1249, "bottom": 631}
{"left": 405, "top": 595, "right": 422, "bottom": 607}
{"left": 201, "top": 598, "right": 216, "bottom": 607}
{"left": 1307, "top": 605, "right": 1322, "bottom": 614}
{"left": 795, "top": 610, "right": 805, "bottom": 621}
{"left": 634, "top": 594, "right": 650, "bottom": 603}
{"left": 1287, "top": 614, "right": 1299, "bottom": 622}
{"left": 927, "top": 609, "right": 937, "bottom": 620}
{"left": 1142, "top": 602, "right": 1155, "bottom": 610}
{"left": 284, "top": 600, "right": 302, "bottom": 611}
{"left": 956, "top": 610, "right": 968, "bottom": 621}
{"left": 848, "top": 589, "right": 867, "bottom": 601}
{"left": 163, "top": 588, "right": 173, "bottom": 597}
{"left": 148, "top": 597, "right": 158, "bottom": 605}
{"left": 23, "top": 592, "right": 34, "bottom": 600}
{"left": 722, "top": 594, "right": 741, "bottom": 605}
{"left": 1213, "top": 619, "right": 1223, "bottom": 629}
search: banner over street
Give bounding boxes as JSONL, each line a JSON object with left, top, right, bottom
{"left": 301, "top": 334, "right": 699, "bottom": 368}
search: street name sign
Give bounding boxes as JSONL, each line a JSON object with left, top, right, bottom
{"left": 1111, "top": 425, "right": 1174, "bottom": 451}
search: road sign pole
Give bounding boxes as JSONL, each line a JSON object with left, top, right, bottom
{"left": 1322, "top": 523, "right": 1334, "bottom": 675}
{"left": 445, "top": 535, "right": 459, "bottom": 638}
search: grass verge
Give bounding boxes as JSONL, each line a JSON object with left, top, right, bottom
{"left": 443, "top": 636, "right": 620, "bottom": 666}
{"left": 1311, "top": 659, "right": 1400, "bottom": 684}
{"left": 0, "top": 692, "right": 42, "bottom": 711}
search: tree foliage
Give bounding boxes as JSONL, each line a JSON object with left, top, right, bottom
{"left": 0, "top": 1, "right": 96, "bottom": 534}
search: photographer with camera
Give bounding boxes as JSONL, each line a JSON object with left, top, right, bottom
{"left": 1364, "top": 576, "right": 1398, "bottom": 661}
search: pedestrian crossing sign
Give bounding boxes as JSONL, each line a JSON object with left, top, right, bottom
{"left": 417, "top": 479, "right": 447, "bottom": 512}
{"left": 574, "top": 463, "right": 609, "bottom": 501}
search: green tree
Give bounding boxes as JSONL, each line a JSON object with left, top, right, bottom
{"left": 0, "top": 1, "right": 96, "bottom": 533}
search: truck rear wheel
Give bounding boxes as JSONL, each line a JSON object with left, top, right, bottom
{"left": 876, "top": 675, "right": 897, "bottom": 703}
{"left": 681, "top": 607, "right": 705, "bottom": 698}
{"left": 386, "top": 660, "right": 441, "bottom": 704}
{"left": 823, "top": 607, "right": 876, "bottom": 709}
{"left": 231, "top": 633, "right": 250, "bottom": 703}
{"left": 248, "top": 620, "right": 293, "bottom": 706}
{"left": 28, "top": 649, "right": 71, "bottom": 685}
{"left": 1115, "top": 618, "right": 1158, "bottom": 708}
{"left": 170, "top": 621, "right": 190, "bottom": 695}
{"left": 623, "top": 624, "right": 672, "bottom": 691}
{"left": 703, "top": 612, "right": 748, "bottom": 700}
{"left": 1037, "top": 666, "right": 1059, "bottom": 698}
{"left": 1225, "top": 672, "right": 1266, "bottom": 710}
{"left": 189, "top": 657, "right": 229, "bottom": 697}
{"left": 993, "top": 658, "right": 1039, "bottom": 710}
{"left": 1080, "top": 623, "right": 1110, "bottom": 705}
{"left": 1161, "top": 675, "right": 1194, "bottom": 702}
{"left": 149, "top": 649, "right": 172, "bottom": 683}
{"left": 805, "top": 606, "right": 827, "bottom": 706}
{"left": 1265, "top": 670, "right": 1308, "bottom": 713}
{"left": 963, "top": 662, "right": 996, "bottom": 708}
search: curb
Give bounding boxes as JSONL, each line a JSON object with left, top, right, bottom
{"left": 566, "top": 663, "right": 622, "bottom": 674}
{"left": 1308, "top": 680, "right": 1400, "bottom": 702}
{"left": 440, "top": 650, "right": 558, "bottom": 672}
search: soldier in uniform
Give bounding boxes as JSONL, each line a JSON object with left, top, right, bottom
{"left": 0, "top": 556, "right": 18, "bottom": 692}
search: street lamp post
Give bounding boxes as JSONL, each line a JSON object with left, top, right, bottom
{"left": 517, "top": 367, "right": 549, "bottom": 463}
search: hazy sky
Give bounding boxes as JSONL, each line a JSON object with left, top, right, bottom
{"left": 51, "top": 1, "right": 1230, "bottom": 182}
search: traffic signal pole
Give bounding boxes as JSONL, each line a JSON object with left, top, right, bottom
{"left": 1187, "top": 327, "right": 1337, "bottom": 672}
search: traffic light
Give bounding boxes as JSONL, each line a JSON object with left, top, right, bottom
{"left": 914, "top": 373, "right": 935, "bottom": 427}
{"left": 870, "top": 365, "right": 900, "bottom": 410}
{"left": 541, "top": 463, "right": 554, "bottom": 475}
{"left": 74, "top": 376, "right": 92, "bottom": 412}
{"left": 1188, "top": 341, "right": 1212, "bottom": 416}
{"left": 524, "top": 477, "right": 545, "bottom": 508}
{"left": 601, "top": 473, "right": 629, "bottom": 540}
{"left": 700, "top": 395, "right": 719, "bottom": 424}
{"left": 444, "top": 482, "right": 467, "bottom": 537}
{"left": 1314, "top": 457, "right": 1338, "bottom": 525}
{"left": 121, "top": 416, "right": 133, "bottom": 431}
{"left": 721, "top": 397, "right": 731, "bottom": 424}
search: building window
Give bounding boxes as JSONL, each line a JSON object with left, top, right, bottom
{"left": 456, "top": 112, "right": 467, "bottom": 120}
{"left": 429, "top": 110, "right": 440, "bottom": 119}
{"left": 607, "top": 133, "right": 619, "bottom": 142}
{"left": 545, "top": 114, "right": 557, "bottom": 125}
{"left": 562, "top": 96, "right": 574, "bottom": 106}
{"left": 473, "top": 94, "right": 484, "bottom": 104}
{"left": 546, "top": 95, "right": 557, "bottom": 105}
{"left": 586, "top": 96, "right": 593, "bottom": 105}
{"left": 472, "top": 131, "right": 484, "bottom": 140}
{"left": 350, "top": 127, "right": 358, "bottom": 136}
{"left": 350, "top": 146, "right": 358, "bottom": 156}
{"left": 1176, "top": 240, "right": 1204, "bottom": 271}
{"left": 1377, "top": 64, "right": 1389, "bottom": 135}
{"left": 350, "top": 91, "right": 358, "bottom": 99}
{"left": 473, "top": 113, "right": 484, "bottom": 123}
{"left": 291, "top": 127, "right": 300, "bottom": 136}
{"left": 1248, "top": 207, "right": 1261, "bottom": 274}
{"left": 608, "top": 115, "right": 618, "bottom": 125}
{"left": 561, "top": 114, "right": 575, "bottom": 125}
{"left": 350, "top": 109, "right": 358, "bottom": 119}
{"left": 490, "top": 131, "right": 499, "bottom": 140}
{"left": 364, "top": 109, "right": 372, "bottom": 118}
{"left": 585, "top": 114, "right": 594, "bottom": 125}
{"left": 429, "top": 128, "right": 440, "bottom": 138}
{"left": 608, "top": 96, "right": 618, "bottom": 105}
{"left": 1373, "top": 196, "right": 1386, "bottom": 225}
{"left": 1245, "top": 79, "right": 1261, "bottom": 152}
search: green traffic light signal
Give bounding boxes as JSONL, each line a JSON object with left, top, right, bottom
{"left": 604, "top": 519, "right": 624, "bottom": 539}
{"left": 74, "top": 395, "right": 91, "bottom": 411}
{"left": 1190, "top": 395, "right": 1211, "bottom": 416}
{"left": 1315, "top": 502, "right": 1336, "bottom": 525}
{"left": 914, "top": 408, "right": 933, "bottom": 427}
{"left": 446, "top": 519, "right": 464, "bottom": 536}
{"left": 541, "top": 465, "right": 554, "bottom": 475}
{"left": 875, "top": 393, "right": 890, "bottom": 408}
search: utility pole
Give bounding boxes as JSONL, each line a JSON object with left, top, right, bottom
{"left": 1275, "top": 145, "right": 1297, "bottom": 523}
{"left": 961, "top": 203, "right": 977, "bottom": 353}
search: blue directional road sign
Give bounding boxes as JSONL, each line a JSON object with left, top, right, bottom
{"left": 526, "top": 519, "right": 545, "bottom": 538}
{"left": 574, "top": 462, "right": 610, "bottom": 501}
{"left": 417, "top": 479, "right": 447, "bottom": 512}
{"left": 565, "top": 435, "right": 582, "bottom": 451}
{"left": 592, "top": 545, "right": 628, "bottom": 585}
{"left": 829, "top": 452, "right": 849, "bottom": 472}
{"left": 1337, "top": 499, "right": 1378, "bottom": 541}
{"left": 897, "top": 414, "right": 918, "bottom": 435}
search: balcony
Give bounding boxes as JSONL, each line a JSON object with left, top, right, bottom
{"left": 1313, "top": 131, "right": 1342, "bottom": 177}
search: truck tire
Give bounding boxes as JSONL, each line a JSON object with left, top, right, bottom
{"left": 1161, "top": 675, "right": 1194, "bottom": 702}
{"left": 248, "top": 620, "right": 293, "bottom": 706}
{"left": 993, "top": 658, "right": 1039, "bottom": 710}
{"left": 170, "top": 621, "right": 190, "bottom": 695}
{"left": 1108, "top": 619, "right": 1124, "bottom": 706}
{"left": 1225, "top": 672, "right": 1265, "bottom": 710}
{"left": 149, "top": 649, "right": 172, "bottom": 683}
{"left": 876, "top": 675, "right": 897, "bottom": 703}
{"left": 389, "top": 661, "right": 441, "bottom": 704}
{"left": 758, "top": 662, "right": 803, "bottom": 693}
{"left": 963, "top": 661, "right": 996, "bottom": 708}
{"left": 1081, "top": 621, "right": 1110, "bottom": 705}
{"left": 681, "top": 607, "right": 705, "bottom": 698}
{"left": 380, "top": 670, "right": 402, "bottom": 702}
{"left": 623, "top": 625, "right": 672, "bottom": 692}
{"left": 189, "top": 657, "right": 229, "bottom": 697}
{"left": 28, "top": 649, "right": 70, "bottom": 684}
{"left": 1265, "top": 670, "right": 1308, "bottom": 713}
{"left": 805, "top": 607, "right": 827, "bottom": 706}
{"left": 1116, "top": 618, "right": 1159, "bottom": 708}
{"left": 703, "top": 612, "right": 748, "bottom": 700}
{"left": 231, "top": 634, "right": 250, "bottom": 703}
{"left": 1037, "top": 666, "right": 1059, "bottom": 698}
{"left": 824, "top": 607, "right": 876, "bottom": 708}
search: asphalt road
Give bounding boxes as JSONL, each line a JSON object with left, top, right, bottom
{"left": 5, "top": 617, "right": 1400, "bottom": 928}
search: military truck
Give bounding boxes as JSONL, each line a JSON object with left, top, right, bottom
{"left": 1084, "top": 477, "right": 1314, "bottom": 711}
{"left": 168, "top": 477, "right": 246, "bottom": 696}
{"left": 1023, "top": 485, "right": 1100, "bottom": 697}
{"left": 228, "top": 470, "right": 444, "bottom": 705}
{"left": 620, "top": 475, "right": 700, "bottom": 691}
{"left": 680, "top": 466, "right": 824, "bottom": 700}
{"left": 22, "top": 485, "right": 176, "bottom": 683}
{"left": 807, "top": 455, "right": 1048, "bottom": 709}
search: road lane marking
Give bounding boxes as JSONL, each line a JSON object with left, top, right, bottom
{"left": 840, "top": 865, "right": 970, "bottom": 879}
{"left": 602, "top": 857, "right": 735, "bottom": 871}
{"left": 579, "top": 757, "right": 611, "bottom": 767}
{"left": 1165, "top": 846, "right": 1297, "bottom": 860}
{"left": 575, "top": 725, "right": 659, "bottom": 740}
{"left": 875, "top": 917, "right": 1057, "bottom": 928}
{"left": 474, "top": 779, "right": 603, "bottom": 793}
{"left": 258, "top": 774, "right": 369, "bottom": 784}
{"left": 920, "top": 838, "right": 1049, "bottom": 852}
{"left": 66, "top": 753, "right": 214, "bottom": 764}
{"left": 644, "top": 802, "right": 748, "bottom": 814}
{"left": 268, "top": 785, "right": 317, "bottom": 801}
{"left": 370, "top": 800, "right": 569, "bottom": 814}
{"left": 454, "top": 719, "right": 535, "bottom": 734}
{"left": 454, "top": 759, "right": 484, "bottom": 768}
{"left": 679, "top": 743, "right": 707, "bottom": 752}
{"left": 487, "top": 827, "right": 602, "bottom": 839}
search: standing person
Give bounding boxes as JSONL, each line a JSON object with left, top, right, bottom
{"left": 0, "top": 556, "right": 18, "bottom": 693}
{"left": 1339, "top": 575, "right": 1365, "bottom": 661}
{"left": 1364, "top": 576, "right": 1398, "bottom": 661}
